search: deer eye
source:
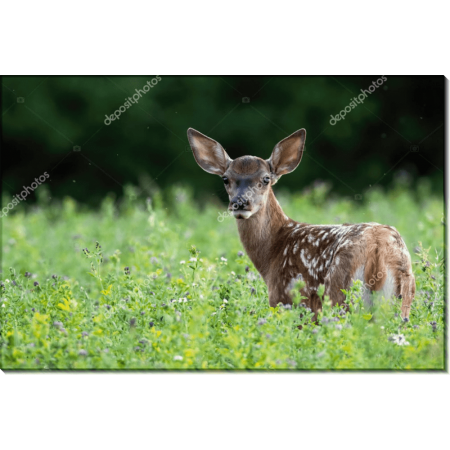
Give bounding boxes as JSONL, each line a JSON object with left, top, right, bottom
{"left": 263, "top": 176, "right": 270, "bottom": 185}
{"left": 222, "top": 177, "right": 229, "bottom": 185}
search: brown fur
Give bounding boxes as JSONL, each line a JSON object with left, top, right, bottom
{"left": 187, "top": 127, "right": 416, "bottom": 320}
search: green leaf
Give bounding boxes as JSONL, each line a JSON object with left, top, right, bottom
{"left": 362, "top": 313, "right": 372, "bottom": 320}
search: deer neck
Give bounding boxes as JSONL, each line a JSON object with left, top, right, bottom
{"left": 236, "top": 189, "right": 288, "bottom": 279}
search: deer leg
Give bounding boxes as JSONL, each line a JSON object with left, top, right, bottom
{"left": 400, "top": 274, "right": 415, "bottom": 320}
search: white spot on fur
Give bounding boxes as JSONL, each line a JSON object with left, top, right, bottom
{"left": 300, "top": 249, "right": 309, "bottom": 268}
{"left": 381, "top": 269, "right": 395, "bottom": 299}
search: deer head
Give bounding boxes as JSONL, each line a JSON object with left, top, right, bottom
{"left": 187, "top": 128, "right": 306, "bottom": 219}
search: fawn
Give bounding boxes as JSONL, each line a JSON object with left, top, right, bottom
{"left": 187, "top": 128, "right": 416, "bottom": 320}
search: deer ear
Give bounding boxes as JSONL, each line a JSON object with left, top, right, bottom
{"left": 187, "top": 128, "right": 232, "bottom": 176}
{"left": 267, "top": 129, "right": 306, "bottom": 177}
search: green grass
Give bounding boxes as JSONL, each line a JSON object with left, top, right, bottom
{"left": 0, "top": 179, "right": 445, "bottom": 370}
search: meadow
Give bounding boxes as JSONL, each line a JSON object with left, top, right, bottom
{"left": 0, "top": 178, "right": 445, "bottom": 370}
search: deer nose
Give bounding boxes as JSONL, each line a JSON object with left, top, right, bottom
{"left": 230, "top": 196, "right": 249, "bottom": 211}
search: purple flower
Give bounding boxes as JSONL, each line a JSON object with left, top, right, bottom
{"left": 238, "top": 251, "right": 244, "bottom": 257}
{"left": 82, "top": 331, "right": 89, "bottom": 337}
{"left": 33, "top": 281, "right": 39, "bottom": 287}
{"left": 78, "top": 349, "right": 88, "bottom": 356}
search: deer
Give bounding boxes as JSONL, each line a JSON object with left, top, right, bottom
{"left": 187, "top": 127, "right": 416, "bottom": 321}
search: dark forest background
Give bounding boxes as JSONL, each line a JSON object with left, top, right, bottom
{"left": 1, "top": 76, "right": 445, "bottom": 207}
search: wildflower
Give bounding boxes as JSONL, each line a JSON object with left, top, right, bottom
{"left": 24, "top": 272, "right": 32, "bottom": 278}
{"left": 283, "top": 304, "right": 292, "bottom": 310}
{"left": 78, "top": 349, "right": 88, "bottom": 356}
{"left": 52, "top": 274, "right": 58, "bottom": 279}
{"left": 129, "top": 318, "right": 136, "bottom": 327}
{"left": 220, "top": 257, "right": 227, "bottom": 262}
{"left": 33, "top": 281, "right": 39, "bottom": 287}
{"left": 173, "top": 355, "right": 183, "bottom": 361}
{"left": 245, "top": 266, "right": 250, "bottom": 272}
{"left": 311, "top": 328, "right": 318, "bottom": 334}
{"left": 335, "top": 324, "right": 342, "bottom": 330}
{"left": 380, "top": 326, "right": 385, "bottom": 330}
{"left": 403, "top": 317, "right": 409, "bottom": 323}
{"left": 189, "top": 257, "right": 197, "bottom": 262}
{"left": 257, "top": 318, "right": 267, "bottom": 326}
{"left": 223, "top": 299, "right": 228, "bottom": 303}
{"left": 250, "top": 288, "right": 256, "bottom": 295}
{"left": 231, "top": 271, "right": 236, "bottom": 276}
{"left": 105, "top": 305, "right": 111, "bottom": 310}
{"left": 413, "top": 325, "right": 419, "bottom": 329}
{"left": 82, "top": 331, "right": 89, "bottom": 337}
{"left": 53, "top": 321, "right": 63, "bottom": 328}
{"left": 149, "top": 322, "right": 154, "bottom": 327}
{"left": 180, "top": 260, "right": 186, "bottom": 264}
{"left": 238, "top": 251, "right": 244, "bottom": 257}
{"left": 150, "top": 257, "right": 158, "bottom": 264}
{"left": 388, "top": 334, "right": 410, "bottom": 346}
{"left": 124, "top": 267, "right": 130, "bottom": 275}
{"left": 140, "top": 311, "right": 145, "bottom": 315}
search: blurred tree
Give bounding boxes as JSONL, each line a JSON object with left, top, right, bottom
{"left": 1, "top": 75, "right": 444, "bottom": 206}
